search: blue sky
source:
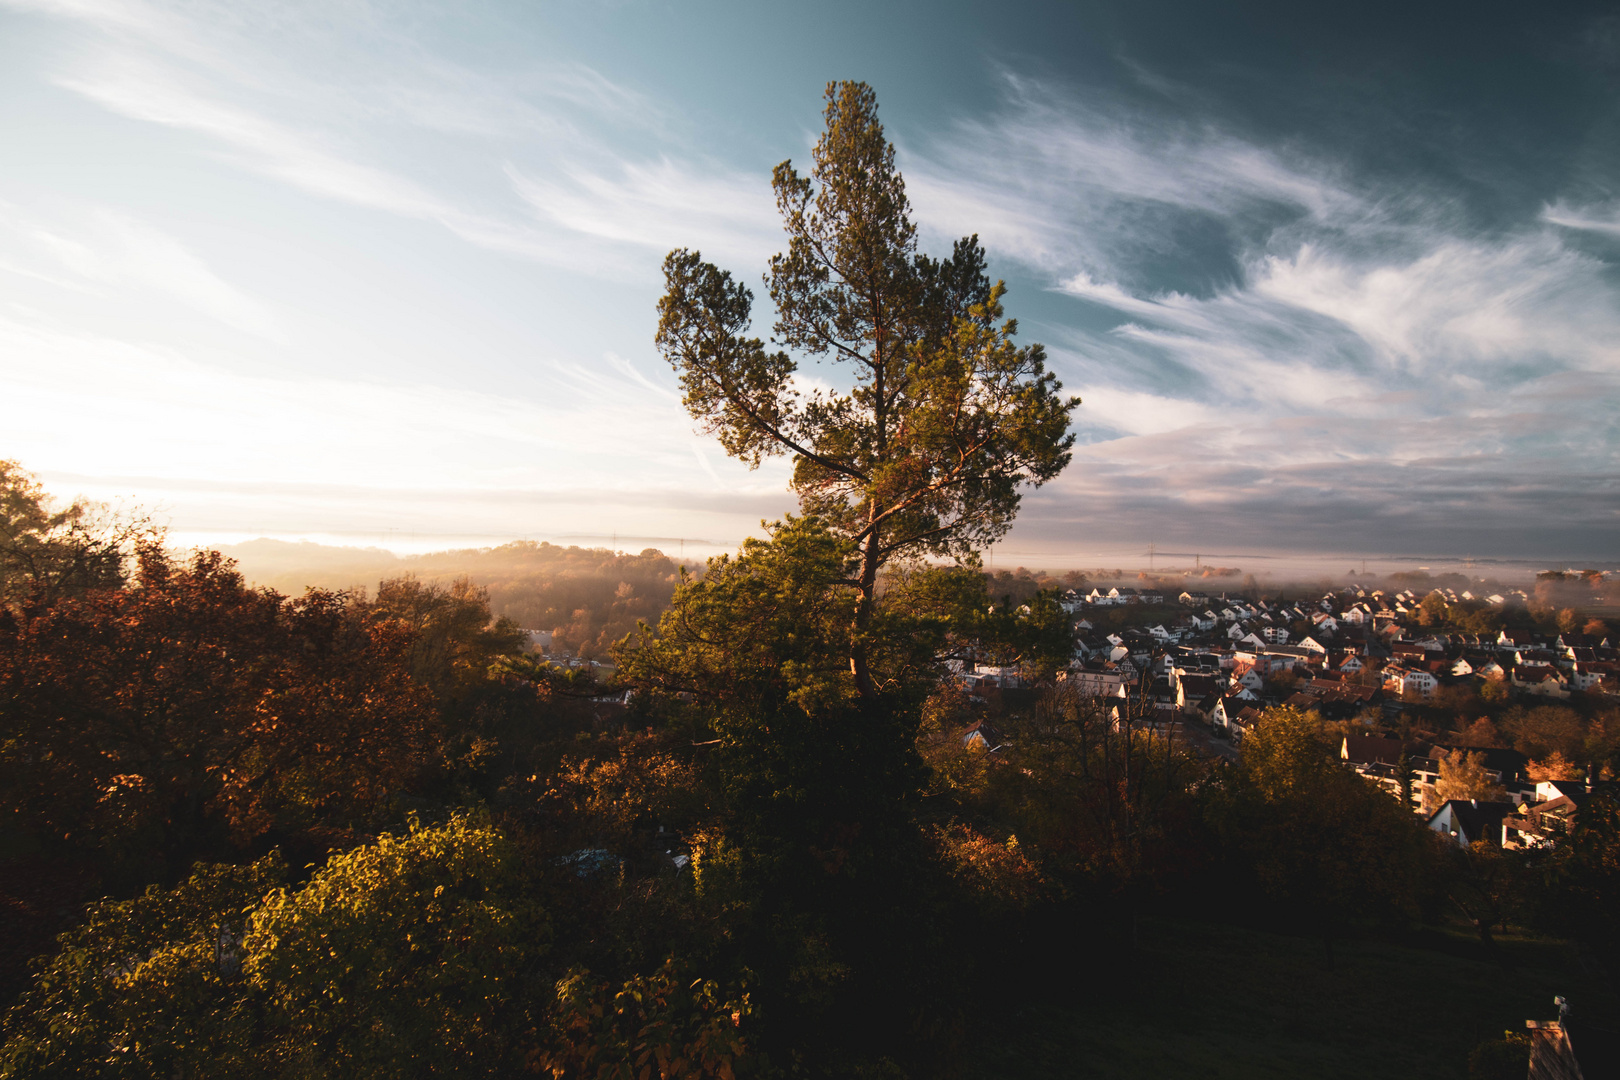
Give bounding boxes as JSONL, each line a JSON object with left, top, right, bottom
{"left": 2, "top": 0, "right": 1617, "bottom": 562}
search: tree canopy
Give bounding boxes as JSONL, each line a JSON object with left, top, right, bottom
{"left": 654, "top": 81, "right": 1079, "bottom": 695}
{"left": 0, "top": 460, "right": 152, "bottom": 611}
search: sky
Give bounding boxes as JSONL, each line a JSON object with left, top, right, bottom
{"left": 2, "top": 0, "right": 1618, "bottom": 565}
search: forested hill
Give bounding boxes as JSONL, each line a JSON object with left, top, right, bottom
{"left": 220, "top": 538, "right": 686, "bottom": 658}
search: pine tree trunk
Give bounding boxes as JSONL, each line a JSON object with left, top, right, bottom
{"left": 850, "top": 524, "right": 881, "bottom": 702}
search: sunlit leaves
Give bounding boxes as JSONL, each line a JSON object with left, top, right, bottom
{"left": 0, "top": 816, "right": 544, "bottom": 1079}
{"left": 0, "top": 545, "right": 435, "bottom": 859}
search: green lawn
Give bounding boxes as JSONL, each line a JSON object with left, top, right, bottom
{"left": 967, "top": 917, "right": 1615, "bottom": 1079}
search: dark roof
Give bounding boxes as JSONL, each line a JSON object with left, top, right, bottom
{"left": 1342, "top": 735, "right": 1407, "bottom": 766}
{"left": 1179, "top": 673, "right": 1219, "bottom": 697}
{"left": 961, "top": 719, "right": 1005, "bottom": 748}
{"left": 1431, "top": 799, "right": 1515, "bottom": 843}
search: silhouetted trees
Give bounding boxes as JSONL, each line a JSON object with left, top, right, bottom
{"left": 0, "top": 460, "right": 154, "bottom": 611}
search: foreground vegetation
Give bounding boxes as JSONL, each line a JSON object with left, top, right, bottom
{"left": 4, "top": 470, "right": 1616, "bottom": 1076}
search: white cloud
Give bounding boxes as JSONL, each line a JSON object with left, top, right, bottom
{"left": 904, "top": 73, "right": 1360, "bottom": 274}
{"left": 508, "top": 158, "right": 780, "bottom": 271}
{"left": 1252, "top": 237, "right": 1620, "bottom": 371}
{"left": 61, "top": 55, "right": 468, "bottom": 219}
{"left": 97, "top": 211, "right": 275, "bottom": 333}
{"left": 939, "top": 73, "right": 1620, "bottom": 555}
{"left": 0, "top": 200, "right": 274, "bottom": 333}
{"left": 0, "top": 306, "right": 790, "bottom": 501}
{"left": 17, "top": 4, "right": 782, "bottom": 282}
{"left": 1542, "top": 200, "right": 1620, "bottom": 237}
{"left": 1072, "top": 385, "right": 1222, "bottom": 437}
{"left": 1056, "top": 272, "right": 1154, "bottom": 314}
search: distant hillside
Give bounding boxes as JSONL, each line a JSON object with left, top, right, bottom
{"left": 215, "top": 539, "right": 404, "bottom": 593}
{"left": 217, "top": 539, "right": 689, "bottom": 658}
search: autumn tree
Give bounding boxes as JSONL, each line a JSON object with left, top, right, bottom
{"left": 0, "top": 544, "right": 435, "bottom": 868}
{"left": 1423, "top": 748, "right": 1507, "bottom": 812}
{"left": 1527, "top": 752, "right": 1580, "bottom": 782}
{"left": 368, "top": 575, "right": 524, "bottom": 695}
{"left": 1502, "top": 704, "right": 1587, "bottom": 763}
{"left": 0, "top": 460, "right": 153, "bottom": 611}
{"left": 654, "top": 81, "right": 1078, "bottom": 697}
{"left": 1453, "top": 716, "right": 1504, "bottom": 749}
{"left": 1417, "top": 590, "right": 1449, "bottom": 627}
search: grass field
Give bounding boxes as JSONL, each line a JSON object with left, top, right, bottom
{"left": 967, "top": 916, "right": 1616, "bottom": 1079}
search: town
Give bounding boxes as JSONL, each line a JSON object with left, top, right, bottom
{"left": 956, "top": 570, "right": 1619, "bottom": 853}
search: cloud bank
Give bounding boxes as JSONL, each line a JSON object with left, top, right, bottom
{"left": 903, "top": 74, "right": 1620, "bottom": 558}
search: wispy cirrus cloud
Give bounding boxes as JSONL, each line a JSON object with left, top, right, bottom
{"left": 0, "top": 304, "right": 788, "bottom": 506}
{"left": 905, "top": 72, "right": 1620, "bottom": 556}
{"left": 55, "top": 51, "right": 571, "bottom": 261}
{"left": 0, "top": 199, "right": 275, "bottom": 333}
{"left": 10, "top": 0, "right": 769, "bottom": 279}
{"left": 1542, "top": 199, "right": 1620, "bottom": 237}
{"left": 905, "top": 72, "right": 1362, "bottom": 283}
{"left": 508, "top": 158, "right": 779, "bottom": 271}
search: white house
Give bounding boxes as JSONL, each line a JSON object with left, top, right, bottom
{"left": 1428, "top": 800, "right": 1511, "bottom": 847}
{"left": 1064, "top": 665, "right": 1126, "bottom": 697}
{"left": 1497, "top": 629, "right": 1533, "bottom": 652}
{"left": 1383, "top": 663, "right": 1437, "bottom": 698}
{"left": 1573, "top": 661, "right": 1616, "bottom": 692}
{"left": 1513, "top": 666, "right": 1570, "bottom": 699}
{"left": 1231, "top": 665, "right": 1266, "bottom": 693}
